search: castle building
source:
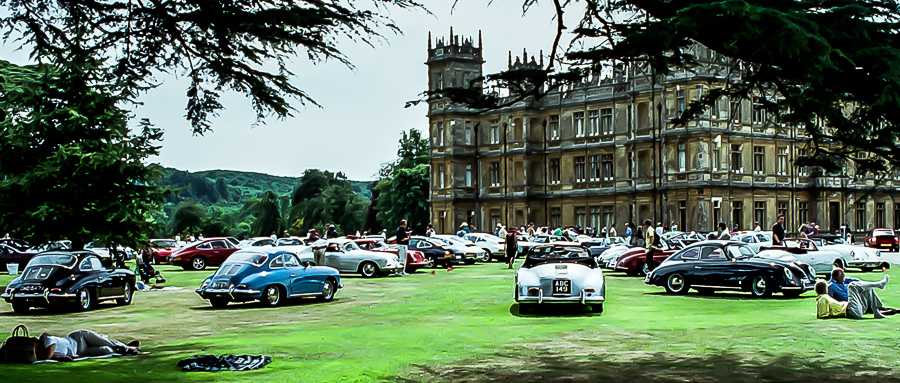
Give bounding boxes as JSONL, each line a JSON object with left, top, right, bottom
{"left": 426, "top": 29, "right": 900, "bottom": 236}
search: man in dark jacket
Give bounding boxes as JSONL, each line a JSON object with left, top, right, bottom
{"left": 506, "top": 229, "right": 518, "bottom": 269}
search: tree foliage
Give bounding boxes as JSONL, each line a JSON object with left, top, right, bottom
{"left": 1, "top": 0, "right": 426, "bottom": 134}
{"left": 289, "top": 170, "right": 368, "bottom": 235}
{"left": 245, "top": 190, "right": 286, "bottom": 237}
{"left": 0, "top": 58, "right": 168, "bottom": 249}
{"left": 374, "top": 129, "right": 429, "bottom": 234}
{"left": 429, "top": 0, "right": 900, "bottom": 176}
{"left": 169, "top": 201, "right": 207, "bottom": 236}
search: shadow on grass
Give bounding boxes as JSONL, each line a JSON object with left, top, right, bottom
{"left": 0, "top": 301, "right": 129, "bottom": 317}
{"left": 641, "top": 291, "right": 816, "bottom": 301}
{"left": 508, "top": 303, "right": 602, "bottom": 318}
{"left": 190, "top": 297, "right": 347, "bottom": 311}
{"left": 399, "top": 351, "right": 894, "bottom": 383}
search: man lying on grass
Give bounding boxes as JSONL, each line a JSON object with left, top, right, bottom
{"left": 38, "top": 330, "right": 142, "bottom": 361}
{"left": 815, "top": 272, "right": 897, "bottom": 319}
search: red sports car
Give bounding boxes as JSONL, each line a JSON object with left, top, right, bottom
{"left": 612, "top": 247, "right": 676, "bottom": 276}
{"left": 353, "top": 238, "right": 429, "bottom": 273}
{"left": 866, "top": 228, "right": 899, "bottom": 252}
{"left": 150, "top": 239, "right": 179, "bottom": 264}
{"left": 169, "top": 237, "right": 240, "bottom": 270}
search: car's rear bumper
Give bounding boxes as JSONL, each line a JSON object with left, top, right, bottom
{"left": 3, "top": 290, "right": 79, "bottom": 304}
{"left": 516, "top": 287, "right": 605, "bottom": 304}
{"left": 195, "top": 287, "right": 262, "bottom": 301}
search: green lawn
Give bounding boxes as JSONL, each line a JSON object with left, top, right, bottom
{"left": 1, "top": 263, "right": 899, "bottom": 382}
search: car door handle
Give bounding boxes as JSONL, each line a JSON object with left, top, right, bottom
{"left": 290, "top": 274, "right": 296, "bottom": 277}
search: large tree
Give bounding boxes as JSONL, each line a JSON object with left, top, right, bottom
{"left": 373, "top": 129, "right": 429, "bottom": 234}
{"left": 288, "top": 169, "right": 368, "bottom": 234}
{"left": 427, "top": 0, "right": 900, "bottom": 175}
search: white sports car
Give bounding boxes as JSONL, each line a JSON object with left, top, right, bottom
{"left": 756, "top": 239, "right": 851, "bottom": 276}
{"left": 297, "top": 238, "right": 401, "bottom": 278}
{"left": 515, "top": 244, "right": 605, "bottom": 313}
{"left": 809, "top": 235, "right": 888, "bottom": 272}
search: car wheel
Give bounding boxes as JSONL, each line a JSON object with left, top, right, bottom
{"left": 318, "top": 279, "right": 336, "bottom": 302}
{"left": 359, "top": 261, "right": 379, "bottom": 278}
{"left": 782, "top": 289, "right": 803, "bottom": 298}
{"left": 209, "top": 298, "right": 229, "bottom": 308}
{"left": 76, "top": 288, "right": 95, "bottom": 311}
{"left": 116, "top": 283, "right": 134, "bottom": 305}
{"left": 481, "top": 250, "right": 492, "bottom": 262}
{"left": 664, "top": 273, "right": 690, "bottom": 294}
{"left": 518, "top": 304, "right": 530, "bottom": 314}
{"left": 426, "top": 257, "right": 437, "bottom": 268}
{"left": 190, "top": 256, "right": 207, "bottom": 271}
{"left": 260, "top": 285, "right": 283, "bottom": 307}
{"left": 833, "top": 259, "right": 846, "bottom": 270}
{"left": 11, "top": 301, "right": 30, "bottom": 314}
{"left": 640, "top": 262, "right": 652, "bottom": 276}
{"left": 882, "top": 262, "right": 891, "bottom": 271}
{"left": 748, "top": 275, "right": 774, "bottom": 298}
{"left": 590, "top": 303, "right": 603, "bottom": 313}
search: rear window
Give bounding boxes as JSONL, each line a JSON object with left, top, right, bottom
{"left": 874, "top": 230, "right": 894, "bottom": 236}
{"left": 225, "top": 252, "right": 269, "bottom": 266}
{"left": 28, "top": 254, "right": 77, "bottom": 267}
{"left": 215, "top": 263, "right": 245, "bottom": 277}
{"left": 528, "top": 246, "right": 589, "bottom": 259}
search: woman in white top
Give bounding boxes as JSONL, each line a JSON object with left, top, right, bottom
{"left": 38, "top": 330, "right": 140, "bottom": 361}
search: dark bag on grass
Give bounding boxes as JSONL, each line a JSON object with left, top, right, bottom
{"left": 3, "top": 325, "right": 39, "bottom": 364}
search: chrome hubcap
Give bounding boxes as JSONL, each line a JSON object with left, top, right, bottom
{"left": 754, "top": 277, "right": 766, "bottom": 293}
{"left": 363, "top": 264, "right": 375, "bottom": 275}
{"left": 80, "top": 290, "right": 89, "bottom": 307}
{"left": 266, "top": 287, "right": 279, "bottom": 303}
{"left": 669, "top": 275, "right": 684, "bottom": 291}
{"left": 482, "top": 253, "right": 490, "bottom": 262}
{"left": 124, "top": 285, "right": 131, "bottom": 301}
{"left": 642, "top": 263, "right": 651, "bottom": 274}
{"left": 323, "top": 282, "right": 333, "bottom": 298}
{"left": 193, "top": 258, "right": 204, "bottom": 269}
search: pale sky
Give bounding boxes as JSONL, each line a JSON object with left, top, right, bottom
{"left": 122, "top": 1, "right": 563, "bottom": 181}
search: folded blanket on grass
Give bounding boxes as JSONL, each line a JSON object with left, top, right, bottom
{"left": 177, "top": 354, "right": 272, "bottom": 372}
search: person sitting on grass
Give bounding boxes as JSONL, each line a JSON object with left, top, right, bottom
{"left": 38, "top": 330, "right": 142, "bottom": 361}
{"left": 815, "top": 275, "right": 895, "bottom": 319}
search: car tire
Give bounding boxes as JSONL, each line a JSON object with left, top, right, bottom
{"left": 11, "top": 301, "right": 29, "bottom": 314}
{"left": 76, "top": 288, "right": 95, "bottom": 311}
{"left": 318, "top": 279, "right": 336, "bottom": 302}
{"left": 190, "top": 256, "right": 207, "bottom": 271}
{"left": 590, "top": 303, "right": 603, "bottom": 313}
{"left": 882, "top": 262, "right": 891, "bottom": 271}
{"left": 209, "top": 298, "right": 229, "bottom": 308}
{"left": 260, "top": 285, "right": 283, "bottom": 307}
{"left": 482, "top": 250, "right": 492, "bottom": 263}
{"left": 359, "top": 261, "right": 379, "bottom": 278}
{"left": 640, "top": 262, "right": 652, "bottom": 276}
{"left": 748, "top": 275, "right": 774, "bottom": 298}
{"left": 833, "top": 259, "right": 846, "bottom": 270}
{"left": 664, "top": 273, "right": 690, "bottom": 294}
{"left": 426, "top": 257, "right": 437, "bottom": 269}
{"left": 116, "top": 282, "right": 134, "bottom": 306}
{"left": 518, "top": 304, "right": 530, "bottom": 314}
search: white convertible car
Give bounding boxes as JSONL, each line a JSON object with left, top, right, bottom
{"left": 809, "top": 235, "right": 889, "bottom": 272}
{"left": 756, "top": 239, "right": 852, "bottom": 276}
{"left": 515, "top": 244, "right": 605, "bottom": 313}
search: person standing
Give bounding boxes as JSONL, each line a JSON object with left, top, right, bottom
{"left": 325, "top": 225, "right": 338, "bottom": 239}
{"left": 670, "top": 221, "right": 678, "bottom": 232}
{"left": 643, "top": 220, "right": 660, "bottom": 271}
{"left": 506, "top": 229, "right": 518, "bottom": 269}
{"left": 497, "top": 224, "right": 508, "bottom": 238}
{"left": 456, "top": 225, "right": 466, "bottom": 237}
{"left": 270, "top": 231, "right": 277, "bottom": 242}
{"left": 609, "top": 223, "right": 617, "bottom": 238}
{"left": 425, "top": 223, "right": 436, "bottom": 237}
{"left": 772, "top": 214, "right": 786, "bottom": 245}
{"left": 635, "top": 224, "right": 644, "bottom": 247}
{"left": 624, "top": 223, "right": 633, "bottom": 245}
{"left": 174, "top": 233, "right": 181, "bottom": 243}
{"left": 395, "top": 220, "right": 410, "bottom": 276}
{"left": 527, "top": 223, "right": 536, "bottom": 237}
{"left": 655, "top": 223, "right": 663, "bottom": 237}
{"left": 461, "top": 222, "right": 471, "bottom": 234}
{"left": 754, "top": 221, "right": 762, "bottom": 232}
{"left": 717, "top": 222, "right": 731, "bottom": 240}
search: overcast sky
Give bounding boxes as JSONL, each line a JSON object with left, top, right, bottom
{"left": 105, "top": 1, "right": 561, "bottom": 181}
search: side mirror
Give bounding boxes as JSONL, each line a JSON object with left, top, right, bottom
{"left": 301, "top": 260, "right": 311, "bottom": 268}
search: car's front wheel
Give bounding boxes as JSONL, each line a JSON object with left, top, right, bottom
{"left": 260, "top": 285, "right": 283, "bottom": 307}
{"left": 11, "top": 301, "right": 29, "bottom": 314}
{"left": 359, "top": 261, "right": 379, "bottom": 278}
{"left": 116, "top": 283, "right": 134, "bottom": 305}
{"left": 190, "top": 256, "right": 207, "bottom": 271}
{"left": 318, "top": 279, "right": 336, "bottom": 302}
{"left": 664, "top": 273, "right": 690, "bottom": 294}
{"left": 76, "top": 288, "right": 95, "bottom": 311}
{"left": 426, "top": 257, "right": 437, "bottom": 269}
{"left": 481, "top": 251, "right": 492, "bottom": 262}
{"left": 748, "top": 275, "right": 774, "bottom": 298}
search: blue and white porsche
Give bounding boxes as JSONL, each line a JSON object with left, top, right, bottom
{"left": 514, "top": 244, "right": 605, "bottom": 313}
{"left": 196, "top": 247, "right": 341, "bottom": 308}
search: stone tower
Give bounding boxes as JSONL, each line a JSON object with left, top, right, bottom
{"left": 426, "top": 27, "right": 484, "bottom": 101}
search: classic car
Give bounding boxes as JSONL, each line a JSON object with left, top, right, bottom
{"left": 865, "top": 228, "right": 899, "bottom": 252}
{"left": 0, "top": 244, "right": 38, "bottom": 270}
{"left": 196, "top": 248, "right": 341, "bottom": 308}
{"left": 2, "top": 251, "right": 137, "bottom": 313}
{"left": 169, "top": 237, "right": 241, "bottom": 270}
{"left": 353, "top": 238, "right": 429, "bottom": 273}
{"left": 422, "top": 236, "right": 481, "bottom": 264}
{"left": 297, "top": 238, "right": 401, "bottom": 278}
{"left": 85, "top": 241, "right": 136, "bottom": 261}
{"left": 405, "top": 237, "right": 460, "bottom": 267}
{"left": 580, "top": 237, "right": 631, "bottom": 257}
{"left": 645, "top": 241, "right": 817, "bottom": 297}
{"left": 461, "top": 233, "right": 509, "bottom": 262}
{"left": 0, "top": 238, "right": 31, "bottom": 252}
{"left": 809, "top": 234, "right": 889, "bottom": 271}
{"left": 515, "top": 235, "right": 541, "bottom": 256}
{"left": 529, "top": 235, "right": 568, "bottom": 244}
{"left": 237, "top": 237, "right": 276, "bottom": 248}
{"left": 149, "top": 239, "right": 179, "bottom": 264}
{"left": 731, "top": 232, "right": 773, "bottom": 253}
{"left": 598, "top": 245, "right": 635, "bottom": 268}
{"left": 756, "top": 238, "right": 851, "bottom": 275}
{"left": 28, "top": 241, "right": 71, "bottom": 253}
{"left": 276, "top": 237, "right": 310, "bottom": 246}
{"left": 514, "top": 244, "right": 605, "bottom": 313}
{"left": 612, "top": 246, "right": 678, "bottom": 276}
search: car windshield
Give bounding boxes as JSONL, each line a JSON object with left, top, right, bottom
{"left": 85, "top": 242, "right": 106, "bottom": 249}
{"left": 28, "top": 254, "right": 77, "bottom": 267}
{"left": 341, "top": 241, "right": 361, "bottom": 251}
{"left": 152, "top": 240, "right": 177, "bottom": 248}
{"left": 225, "top": 252, "right": 269, "bottom": 266}
{"left": 528, "top": 245, "right": 589, "bottom": 259}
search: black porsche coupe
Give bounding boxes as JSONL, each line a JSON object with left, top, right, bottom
{"left": 1, "top": 250, "right": 137, "bottom": 313}
{"left": 644, "top": 240, "right": 817, "bottom": 298}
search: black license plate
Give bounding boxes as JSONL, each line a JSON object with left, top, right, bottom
{"left": 21, "top": 285, "right": 43, "bottom": 292}
{"left": 552, "top": 279, "right": 571, "bottom": 295}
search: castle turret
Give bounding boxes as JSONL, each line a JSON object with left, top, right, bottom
{"left": 426, "top": 28, "right": 484, "bottom": 97}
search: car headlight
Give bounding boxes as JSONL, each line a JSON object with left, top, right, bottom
{"left": 783, "top": 267, "right": 794, "bottom": 281}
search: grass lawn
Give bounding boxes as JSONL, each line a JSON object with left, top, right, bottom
{"left": 1, "top": 262, "right": 899, "bottom": 382}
